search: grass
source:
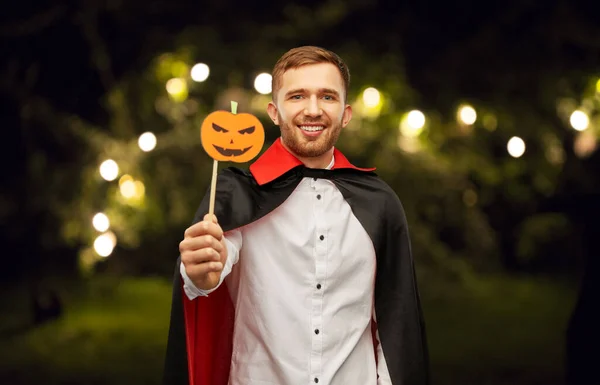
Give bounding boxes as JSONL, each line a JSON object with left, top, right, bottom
{"left": 0, "top": 271, "right": 577, "bottom": 385}
{"left": 0, "top": 277, "right": 173, "bottom": 385}
{"left": 421, "top": 270, "right": 577, "bottom": 385}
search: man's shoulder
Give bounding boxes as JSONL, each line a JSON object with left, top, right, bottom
{"left": 344, "top": 171, "right": 401, "bottom": 199}
{"left": 346, "top": 171, "right": 407, "bottom": 219}
{"left": 215, "top": 166, "right": 257, "bottom": 187}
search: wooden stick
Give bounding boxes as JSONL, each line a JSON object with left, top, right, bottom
{"left": 207, "top": 101, "right": 238, "bottom": 217}
{"left": 208, "top": 159, "right": 218, "bottom": 216}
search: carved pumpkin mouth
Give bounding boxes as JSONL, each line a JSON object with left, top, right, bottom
{"left": 213, "top": 145, "right": 252, "bottom": 157}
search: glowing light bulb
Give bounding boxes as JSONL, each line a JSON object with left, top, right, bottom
{"left": 458, "top": 105, "right": 477, "bottom": 125}
{"left": 570, "top": 110, "right": 589, "bottom": 131}
{"left": 99, "top": 160, "right": 119, "bottom": 181}
{"left": 94, "top": 233, "right": 116, "bottom": 257}
{"left": 120, "top": 180, "right": 136, "bottom": 199}
{"left": 399, "top": 110, "right": 426, "bottom": 137}
{"left": 254, "top": 73, "right": 272, "bottom": 94}
{"left": 138, "top": 132, "right": 157, "bottom": 152}
{"left": 166, "top": 78, "right": 186, "bottom": 95}
{"left": 362, "top": 87, "right": 381, "bottom": 108}
{"left": 92, "top": 213, "right": 110, "bottom": 232}
{"left": 507, "top": 136, "right": 526, "bottom": 158}
{"left": 191, "top": 63, "right": 210, "bottom": 82}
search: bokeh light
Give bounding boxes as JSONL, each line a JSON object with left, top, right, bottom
{"left": 138, "top": 132, "right": 157, "bottom": 152}
{"left": 254, "top": 73, "right": 272, "bottom": 94}
{"left": 191, "top": 63, "right": 210, "bottom": 82}
{"left": 507, "top": 136, "right": 526, "bottom": 158}
{"left": 362, "top": 87, "right": 381, "bottom": 108}
{"left": 166, "top": 78, "right": 188, "bottom": 102}
{"left": 94, "top": 232, "right": 116, "bottom": 257}
{"left": 570, "top": 110, "right": 589, "bottom": 131}
{"left": 92, "top": 213, "right": 110, "bottom": 232}
{"left": 99, "top": 159, "right": 119, "bottom": 181}
{"left": 399, "top": 110, "right": 426, "bottom": 137}
{"left": 574, "top": 131, "right": 597, "bottom": 158}
{"left": 120, "top": 180, "right": 137, "bottom": 199}
{"left": 407, "top": 110, "right": 425, "bottom": 128}
{"left": 458, "top": 104, "right": 477, "bottom": 125}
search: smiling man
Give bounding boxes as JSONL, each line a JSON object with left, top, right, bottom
{"left": 163, "top": 46, "right": 429, "bottom": 385}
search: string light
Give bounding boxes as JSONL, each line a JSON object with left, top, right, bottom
{"left": 94, "top": 232, "right": 116, "bottom": 257}
{"left": 458, "top": 104, "right": 477, "bottom": 125}
{"left": 399, "top": 110, "right": 426, "bottom": 137}
{"left": 507, "top": 136, "right": 526, "bottom": 158}
{"left": 191, "top": 63, "right": 210, "bottom": 82}
{"left": 166, "top": 78, "right": 188, "bottom": 102}
{"left": 362, "top": 87, "right": 381, "bottom": 108}
{"left": 88, "top": 72, "right": 598, "bottom": 267}
{"left": 120, "top": 179, "right": 137, "bottom": 199}
{"left": 92, "top": 213, "right": 110, "bottom": 232}
{"left": 99, "top": 160, "right": 119, "bottom": 181}
{"left": 569, "top": 110, "right": 589, "bottom": 131}
{"left": 138, "top": 132, "right": 157, "bottom": 152}
{"left": 254, "top": 73, "right": 272, "bottom": 94}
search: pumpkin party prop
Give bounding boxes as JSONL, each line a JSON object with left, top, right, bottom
{"left": 201, "top": 108, "right": 265, "bottom": 163}
{"left": 200, "top": 101, "right": 265, "bottom": 215}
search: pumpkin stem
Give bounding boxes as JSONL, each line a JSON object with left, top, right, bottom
{"left": 231, "top": 101, "right": 238, "bottom": 114}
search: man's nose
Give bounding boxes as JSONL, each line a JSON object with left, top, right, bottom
{"left": 304, "top": 96, "right": 322, "bottom": 117}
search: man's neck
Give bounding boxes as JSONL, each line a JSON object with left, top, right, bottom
{"left": 280, "top": 139, "right": 334, "bottom": 169}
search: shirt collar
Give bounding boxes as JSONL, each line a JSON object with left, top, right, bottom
{"left": 249, "top": 138, "right": 376, "bottom": 186}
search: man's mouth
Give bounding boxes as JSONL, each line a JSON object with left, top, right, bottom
{"left": 213, "top": 145, "right": 252, "bottom": 156}
{"left": 298, "top": 125, "right": 325, "bottom": 132}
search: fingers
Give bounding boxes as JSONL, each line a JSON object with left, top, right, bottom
{"left": 180, "top": 235, "right": 224, "bottom": 254}
{"left": 203, "top": 214, "right": 218, "bottom": 223}
{"left": 184, "top": 217, "right": 223, "bottom": 239}
{"left": 186, "top": 261, "right": 224, "bottom": 277}
{"left": 182, "top": 247, "right": 222, "bottom": 265}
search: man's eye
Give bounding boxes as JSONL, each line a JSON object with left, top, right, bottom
{"left": 212, "top": 123, "right": 229, "bottom": 133}
{"left": 238, "top": 126, "right": 255, "bottom": 135}
{"left": 290, "top": 95, "right": 302, "bottom": 100}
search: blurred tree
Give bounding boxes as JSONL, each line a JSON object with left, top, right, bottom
{"left": 1, "top": 0, "right": 598, "bottom": 285}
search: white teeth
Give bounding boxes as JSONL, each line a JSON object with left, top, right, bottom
{"left": 299, "top": 125, "right": 324, "bottom": 132}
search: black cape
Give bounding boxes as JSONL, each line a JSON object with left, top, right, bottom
{"left": 163, "top": 165, "right": 429, "bottom": 385}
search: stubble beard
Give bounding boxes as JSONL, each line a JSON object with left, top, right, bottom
{"left": 279, "top": 112, "right": 343, "bottom": 158}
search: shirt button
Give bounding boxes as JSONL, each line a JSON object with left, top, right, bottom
{"left": 314, "top": 378, "right": 319, "bottom": 383}
{"left": 317, "top": 194, "right": 321, "bottom": 200}
{"left": 316, "top": 284, "right": 322, "bottom": 289}
{"left": 315, "top": 329, "right": 320, "bottom": 335}
{"left": 319, "top": 235, "right": 324, "bottom": 241}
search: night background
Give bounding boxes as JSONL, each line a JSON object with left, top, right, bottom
{"left": 1, "top": 0, "right": 599, "bottom": 384}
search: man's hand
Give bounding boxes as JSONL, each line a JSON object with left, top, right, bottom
{"left": 180, "top": 214, "right": 228, "bottom": 291}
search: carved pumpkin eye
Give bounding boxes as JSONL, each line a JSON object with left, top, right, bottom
{"left": 212, "top": 123, "right": 229, "bottom": 133}
{"left": 238, "top": 126, "right": 255, "bottom": 135}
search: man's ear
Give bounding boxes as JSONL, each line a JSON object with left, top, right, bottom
{"left": 267, "top": 102, "right": 279, "bottom": 125}
{"left": 341, "top": 104, "right": 353, "bottom": 127}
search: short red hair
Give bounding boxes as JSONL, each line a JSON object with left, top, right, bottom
{"left": 271, "top": 46, "right": 351, "bottom": 103}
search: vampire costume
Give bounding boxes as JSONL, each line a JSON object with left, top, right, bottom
{"left": 163, "top": 139, "right": 429, "bottom": 385}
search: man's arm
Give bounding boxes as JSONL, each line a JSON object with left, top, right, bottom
{"left": 180, "top": 229, "right": 242, "bottom": 300}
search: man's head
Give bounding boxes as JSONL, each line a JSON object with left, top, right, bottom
{"left": 267, "top": 46, "right": 353, "bottom": 165}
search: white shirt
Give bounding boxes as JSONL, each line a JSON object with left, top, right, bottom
{"left": 181, "top": 156, "right": 392, "bottom": 385}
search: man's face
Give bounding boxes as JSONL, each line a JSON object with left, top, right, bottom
{"left": 267, "top": 63, "right": 352, "bottom": 159}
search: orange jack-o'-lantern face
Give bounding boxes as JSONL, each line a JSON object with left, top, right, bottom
{"left": 200, "top": 110, "right": 265, "bottom": 163}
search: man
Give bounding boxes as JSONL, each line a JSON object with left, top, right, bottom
{"left": 163, "top": 46, "right": 429, "bottom": 385}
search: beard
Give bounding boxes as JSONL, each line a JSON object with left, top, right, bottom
{"left": 278, "top": 112, "right": 343, "bottom": 159}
